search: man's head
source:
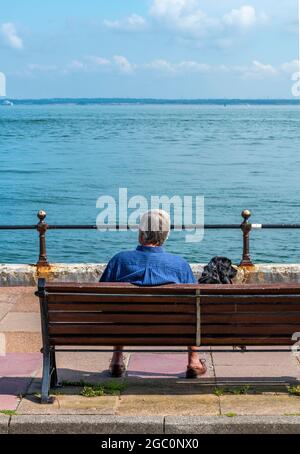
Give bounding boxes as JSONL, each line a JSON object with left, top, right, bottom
{"left": 139, "top": 209, "right": 171, "bottom": 246}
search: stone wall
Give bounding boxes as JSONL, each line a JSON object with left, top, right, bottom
{"left": 1, "top": 263, "right": 300, "bottom": 286}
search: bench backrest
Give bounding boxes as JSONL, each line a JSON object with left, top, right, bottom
{"left": 36, "top": 281, "right": 300, "bottom": 347}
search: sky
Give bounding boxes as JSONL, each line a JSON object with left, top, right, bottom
{"left": 0, "top": 0, "right": 299, "bottom": 98}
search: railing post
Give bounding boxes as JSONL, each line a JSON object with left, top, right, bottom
{"left": 240, "top": 209, "right": 253, "bottom": 266}
{"left": 36, "top": 210, "right": 49, "bottom": 266}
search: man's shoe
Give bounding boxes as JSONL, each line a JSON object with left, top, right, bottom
{"left": 185, "top": 360, "right": 207, "bottom": 379}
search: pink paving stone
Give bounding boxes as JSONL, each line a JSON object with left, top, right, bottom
{"left": 127, "top": 353, "right": 213, "bottom": 379}
{"left": 0, "top": 377, "right": 33, "bottom": 395}
{"left": 0, "top": 353, "right": 41, "bottom": 377}
{"left": 0, "top": 395, "right": 19, "bottom": 411}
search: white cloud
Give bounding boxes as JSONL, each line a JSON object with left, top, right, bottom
{"left": 1, "top": 22, "right": 23, "bottom": 50}
{"left": 150, "top": 0, "right": 220, "bottom": 39}
{"left": 236, "top": 60, "right": 278, "bottom": 79}
{"left": 65, "top": 57, "right": 111, "bottom": 73}
{"left": 149, "top": 1, "right": 267, "bottom": 42}
{"left": 85, "top": 56, "right": 111, "bottom": 66}
{"left": 113, "top": 55, "right": 135, "bottom": 73}
{"left": 103, "top": 14, "right": 147, "bottom": 31}
{"left": 18, "top": 53, "right": 295, "bottom": 82}
{"left": 145, "top": 58, "right": 211, "bottom": 73}
{"left": 223, "top": 6, "right": 258, "bottom": 29}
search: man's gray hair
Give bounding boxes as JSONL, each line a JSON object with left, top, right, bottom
{"left": 139, "top": 209, "right": 171, "bottom": 246}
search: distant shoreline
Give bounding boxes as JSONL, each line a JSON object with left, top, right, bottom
{"left": 1, "top": 98, "right": 300, "bottom": 106}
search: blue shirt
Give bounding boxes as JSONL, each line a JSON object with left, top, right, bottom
{"left": 100, "top": 245, "right": 196, "bottom": 286}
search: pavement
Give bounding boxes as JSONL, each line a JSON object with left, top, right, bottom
{"left": 1, "top": 286, "right": 300, "bottom": 434}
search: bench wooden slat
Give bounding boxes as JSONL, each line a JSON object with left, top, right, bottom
{"left": 201, "top": 295, "right": 300, "bottom": 304}
{"left": 201, "top": 304, "right": 300, "bottom": 314}
{"left": 49, "top": 324, "right": 195, "bottom": 335}
{"left": 49, "top": 303, "right": 300, "bottom": 318}
{"left": 48, "top": 303, "right": 196, "bottom": 313}
{"left": 47, "top": 294, "right": 197, "bottom": 304}
{"left": 45, "top": 284, "right": 199, "bottom": 295}
{"left": 49, "top": 335, "right": 293, "bottom": 346}
{"left": 201, "top": 324, "right": 299, "bottom": 335}
{"left": 48, "top": 322, "right": 299, "bottom": 336}
{"left": 202, "top": 313, "right": 300, "bottom": 324}
{"left": 48, "top": 313, "right": 195, "bottom": 323}
{"left": 50, "top": 336, "right": 196, "bottom": 346}
{"left": 45, "top": 282, "right": 300, "bottom": 295}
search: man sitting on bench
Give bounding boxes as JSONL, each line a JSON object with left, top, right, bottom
{"left": 100, "top": 209, "right": 207, "bottom": 379}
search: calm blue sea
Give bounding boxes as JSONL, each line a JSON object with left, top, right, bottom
{"left": 0, "top": 99, "right": 300, "bottom": 264}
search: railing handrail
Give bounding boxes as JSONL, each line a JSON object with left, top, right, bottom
{"left": 0, "top": 209, "right": 299, "bottom": 267}
{"left": 1, "top": 223, "right": 300, "bottom": 230}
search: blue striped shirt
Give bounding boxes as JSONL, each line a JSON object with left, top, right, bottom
{"left": 100, "top": 245, "right": 196, "bottom": 286}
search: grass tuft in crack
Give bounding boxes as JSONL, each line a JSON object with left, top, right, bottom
{"left": 0, "top": 410, "right": 18, "bottom": 416}
{"left": 81, "top": 380, "right": 127, "bottom": 397}
{"left": 287, "top": 385, "right": 300, "bottom": 396}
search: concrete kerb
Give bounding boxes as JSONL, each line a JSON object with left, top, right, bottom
{"left": 8, "top": 415, "right": 164, "bottom": 434}
{"left": 3, "top": 415, "right": 300, "bottom": 434}
{"left": 0, "top": 414, "right": 9, "bottom": 434}
{"left": 165, "top": 416, "right": 300, "bottom": 434}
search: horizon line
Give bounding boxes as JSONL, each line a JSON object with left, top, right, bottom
{"left": 4, "top": 96, "right": 300, "bottom": 101}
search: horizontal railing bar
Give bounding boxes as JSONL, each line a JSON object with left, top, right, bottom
{"left": 53, "top": 348, "right": 292, "bottom": 353}
{"left": 1, "top": 223, "right": 300, "bottom": 231}
{"left": 0, "top": 225, "right": 37, "bottom": 230}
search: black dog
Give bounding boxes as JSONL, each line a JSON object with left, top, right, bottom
{"left": 199, "top": 256, "right": 237, "bottom": 284}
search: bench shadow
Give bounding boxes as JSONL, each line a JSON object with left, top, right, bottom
{"left": 1, "top": 370, "right": 299, "bottom": 399}
{"left": 2, "top": 372, "right": 298, "bottom": 398}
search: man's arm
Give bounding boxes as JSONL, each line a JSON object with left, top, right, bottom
{"left": 100, "top": 261, "right": 115, "bottom": 282}
{"left": 183, "top": 261, "right": 197, "bottom": 284}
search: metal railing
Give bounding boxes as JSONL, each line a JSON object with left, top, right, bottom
{"left": 1, "top": 209, "right": 300, "bottom": 266}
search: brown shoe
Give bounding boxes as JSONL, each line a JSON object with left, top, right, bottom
{"left": 185, "top": 360, "right": 207, "bottom": 379}
{"left": 110, "top": 363, "right": 126, "bottom": 378}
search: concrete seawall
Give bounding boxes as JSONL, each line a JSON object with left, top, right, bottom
{"left": 1, "top": 263, "right": 300, "bottom": 286}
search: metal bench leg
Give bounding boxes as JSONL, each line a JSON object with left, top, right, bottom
{"left": 41, "top": 349, "right": 51, "bottom": 404}
{"left": 50, "top": 349, "right": 58, "bottom": 388}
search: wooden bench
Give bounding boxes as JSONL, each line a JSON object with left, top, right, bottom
{"left": 36, "top": 278, "right": 300, "bottom": 403}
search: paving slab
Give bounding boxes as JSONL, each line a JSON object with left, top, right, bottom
{"left": 0, "top": 287, "right": 21, "bottom": 305}
{"left": 0, "top": 377, "right": 33, "bottom": 396}
{"left": 0, "top": 304, "right": 13, "bottom": 322}
{"left": 57, "top": 395, "right": 118, "bottom": 414}
{"left": 9, "top": 415, "right": 164, "bottom": 434}
{"left": 0, "top": 352, "right": 41, "bottom": 376}
{"left": 214, "top": 364, "right": 300, "bottom": 384}
{"left": 0, "top": 312, "right": 40, "bottom": 332}
{"left": 212, "top": 350, "right": 298, "bottom": 366}
{"left": 220, "top": 394, "right": 300, "bottom": 416}
{"left": 117, "top": 393, "right": 219, "bottom": 416}
{"left": 54, "top": 351, "right": 118, "bottom": 383}
{"left": 18, "top": 394, "right": 118, "bottom": 415}
{"left": 18, "top": 396, "right": 60, "bottom": 414}
{"left": 0, "top": 394, "right": 20, "bottom": 411}
{"left": 4, "top": 332, "right": 42, "bottom": 353}
{"left": 164, "top": 415, "right": 300, "bottom": 434}
{"left": 127, "top": 352, "right": 214, "bottom": 379}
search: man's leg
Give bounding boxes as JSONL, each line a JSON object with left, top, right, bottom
{"left": 110, "top": 345, "right": 126, "bottom": 377}
{"left": 186, "top": 346, "right": 207, "bottom": 378}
